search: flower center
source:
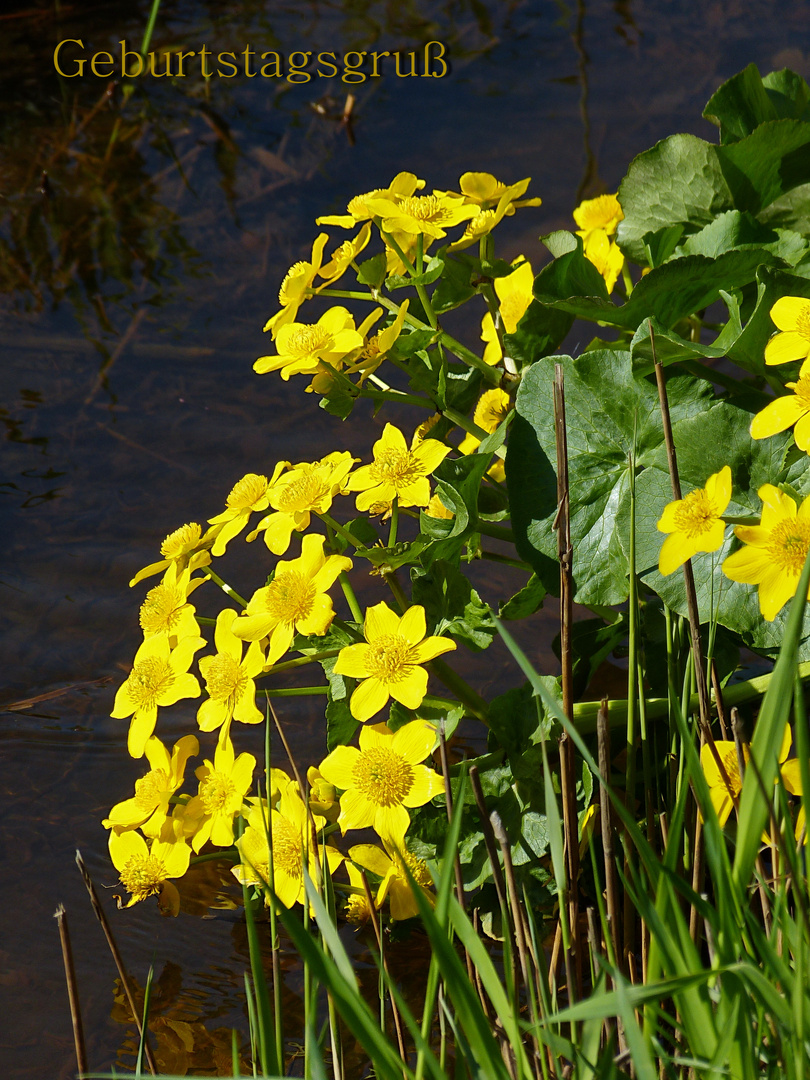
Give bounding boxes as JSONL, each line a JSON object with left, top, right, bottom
{"left": 272, "top": 816, "right": 303, "bottom": 878}
{"left": 227, "top": 474, "right": 269, "bottom": 510}
{"left": 127, "top": 656, "right": 174, "bottom": 708}
{"left": 161, "top": 522, "right": 202, "bottom": 559}
{"left": 361, "top": 337, "right": 381, "bottom": 361}
{"left": 262, "top": 571, "right": 317, "bottom": 625}
{"left": 791, "top": 374, "right": 810, "bottom": 408}
{"left": 276, "top": 470, "right": 329, "bottom": 512}
{"left": 346, "top": 893, "right": 372, "bottom": 924}
{"left": 768, "top": 517, "right": 810, "bottom": 576}
{"left": 204, "top": 653, "right": 247, "bottom": 703}
{"left": 369, "top": 448, "right": 423, "bottom": 489}
{"left": 365, "top": 634, "right": 417, "bottom": 684}
{"left": 139, "top": 583, "right": 184, "bottom": 634}
{"left": 719, "top": 748, "right": 742, "bottom": 795}
{"left": 397, "top": 849, "right": 432, "bottom": 888}
{"left": 352, "top": 746, "right": 414, "bottom": 806}
{"left": 200, "top": 769, "right": 236, "bottom": 814}
{"left": 287, "top": 326, "right": 333, "bottom": 359}
{"left": 399, "top": 194, "right": 445, "bottom": 224}
{"left": 672, "top": 489, "right": 718, "bottom": 539}
{"left": 279, "top": 261, "right": 309, "bottom": 305}
{"left": 795, "top": 303, "right": 810, "bottom": 342}
{"left": 134, "top": 769, "right": 170, "bottom": 809}
{"left": 120, "top": 853, "right": 166, "bottom": 901}
{"left": 347, "top": 190, "right": 383, "bottom": 219}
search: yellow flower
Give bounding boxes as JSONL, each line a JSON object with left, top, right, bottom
{"left": 656, "top": 466, "right": 732, "bottom": 575}
{"left": 750, "top": 358, "right": 810, "bottom": 450}
{"left": 723, "top": 484, "right": 810, "bottom": 620}
{"left": 458, "top": 388, "right": 511, "bottom": 483}
{"left": 109, "top": 820, "right": 191, "bottom": 914}
{"left": 316, "top": 172, "right": 425, "bottom": 228}
{"left": 307, "top": 765, "right": 340, "bottom": 822}
{"left": 231, "top": 533, "right": 352, "bottom": 664}
{"left": 138, "top": 563, "right": 205, "bottom": 644}
{"left": 344, "top": 301, "right": 410, "bottom": 384}
{"left": 365, "top": 191, "right": 480, "bottom": 240}
{"left": 344, "top": 862, "right": 376, "bottom": 924}
{"left": 346, "top": 422, "right": 451, "bottom": 512}
{"left": 764, "top": 296, "right": 810, "bottom": 366}
{"left": 425, "top": 493, "right": 454, "bottom": 520}
{"left": 186, "top": 734, "right": 256, "bottom": 851}
{"left": 446, "top": 181, "right": 542, "bottom": 250}
{"left": 197, "top": 608, "right": 265, "bottom": 742}
{"left": 129, "top": 521, "right": 214, "bottom": 587}
{"left": 263, "top": 233, "right": 329, "bottom": 338}
{"left": 112, "top": 635, "right": 205, "bottom": 759}
{"left": 573, "top": 193, "right": 623, "bottom": 238}
{"left": 334, "top": 602, "right": 456, "bottom": 722}
{"left": 102, "top": 734, "right": 199, "bottom": 837}
{"left": 232, "top": 786, "right": 343, "bottom": 908}
{"left": 255, "top": 307, "right": 364, "bottom": 381}
{"left": 349, "top": 839, "right": 434, "bottom": 921}
{"left": 319, "top": 720, "right": 442, "bottom": 841}
{"left": 247, "top": 451, "right": 356, "bottom": 555}
{"left": 208, "top": 466, "right": 287, "bottom": 557}
{"left": 700, "top": 728, "right": 793, "bottom": 827}
{"left": 582, "top": 229, "right": 624, "bottom": 293}
{"left": 480, "top": 258, "right": 535, "bottom": 365}
{"left": 317, "top": 223, "right": 372, "bottom": 286}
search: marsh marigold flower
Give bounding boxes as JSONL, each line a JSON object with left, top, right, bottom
{"left": 255, "top": 307, "right": 364, "bottom": 381}
{"left": 480, "top": 258, "right": 534, "bottom": 365}
{"left": 723, "top": 484, "right": 810, "bottom": 620}
{"left": 334, "top": 602, "right": 456, "bottom": 721}
{"left": 582, "top": 229, "right": 624, "bottom": 294}
{"left": 317, "top": 223, "right": 372, "bottom": 286}
{"left": 343, "top": 301, "right": 409, "bottom": 385}
{"left": 264, "top": 233, "right": 329, "bottom": 338}
{"left": 764, "top": 296, "right": 810, "bottom": 366}
{"left": 458, "top": 388, "right": 511, "bottom": 483}
{"left": 197, "top": 608, "right": 264, "bottom": 742}
{"left": 208, "top": 467, "right": 286, "bottom": 557}
{"left": 186, "top": 734, "right": 256, "bottom": 851}
{"left": 365, "top": 190, "right": 480, "bottom": 240}
{"left": 129, "top": 521, "right": 214, "bottom": 587}
{"left": 700, "top": 728, "right": 793, "bottom": 827}
{"left": 247, "top": 450, "right": 356, "bottom": 555}
{"left": 112, "top": 634, "right": 205, "bottom": 759}
{"left": 349, "top": 838, "right": 434, "bottom": 920}
{"left": 109, "top": 819, "right": 191, "bottom": 915}
{"left": 319, "top": 720, "right": 443, "bottom": 841}
{"left": 573, "top": 193, "right": 623, "bottom": 238}
{"left": 656, "top": 466, "right": 732, "bottom": 576}
{"left": 232, "top": 786, "right": 343, "bottom": 909}
{"left": 346, "top": 422, "right": 451, "bottom": 512}
{"left": 750, "top": 358, "right": 810, "bottom": 450}
{"left": 316, "top": 172, "right": 425, "bottom": 229}
{"left": 138, "top": 563, "right": 204, "bottom": 644}
{"left": 231, "top": 533, "right": 352, "bottom": 664}
{"left": 103, "top": 733, "right": 199, "bottom": 838}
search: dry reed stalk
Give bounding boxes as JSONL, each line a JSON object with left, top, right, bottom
{"left": 55, "top": 903, "right": 88, "bottom": 1077}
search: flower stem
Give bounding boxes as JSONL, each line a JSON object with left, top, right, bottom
{"left": 317, "top": 512, "right": 363, "bottom": 550}
{"left": 203, "top": 567, "right": 248, "bottom": 608}
{"left": 428, "top": 657, "right": 489, "bottom": 725}
{"left": 258, "top": 649, "right": 342, "bottom": 676}
{"left": 388, "top": 496, "right": 399, "bottom": 547}
{"left": 339, "top": 572, "right": 363, "bottom": 623}
{"left": 264, "top": 686, "right": 329, "bottom": 697}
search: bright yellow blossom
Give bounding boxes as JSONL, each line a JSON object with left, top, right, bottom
{"left": 317, "top": 223, "right": 372, "bottom": 286}
{"left": 109, "top": 818, "right": 191, "bottom": 915}
{"left": 480, "top": 259, "right": 534, "bottom": 365}
{"left": 346, "top": 422, "right": 451, "bottom": 512}
{"left": 208, "top": 465, "right": 287, "bottom": 557}
{"left": 656, "top": 466, "right": 732, "bottom": 575}
{"left": 255, "top": 307, "right": 364, "bottom": 381}
{"left": 186, "top": 734, "right": 256, "bottom": 851}
{"left": 349, "top": 839, "right": 434, "bottom": 921}
{"left": 112, "top": 634, "right": 205, "bottom": 759}
{"left": 319, "top": 720, "right": 442, "bottom": 841}
{"left": 138, "top": 563, "right": 205, "bottom": 644}
{"left": 263, "top": 233, "right": 329, "bottom": 338}
{"left": 425, "top": 493, "right": 454, "bottom": 520}
{"left": 247, "top": 451, "right": 356, "bottom": 555}
{"left": 447, "top": 181, "right": 542, "bottom": 250}
{"left": 582, "top": 229, "right": 624, "bottom": 293}
{"left": 573, "top": 193, "right": 623, "bottom": 238}
{"left": 129, "top": 521, "right": 214, "bottom": 588}
{"left": 365, "top": 191, "right": 480, "bottom": 240}
{"left": 764, "top": 296, "right": 810, "bottom": 366}
{"left": 315, "top": 172, "right": 425, "bottom": 229}
{"left": 231, "top": 533, "right": 352, "bottom": 664}
{"left": 334, "top": 602, "right": 456, "bottom": 722}
{"left": 344, "top": 301, "right": 410, "bottom": 384}
{"left": 197, "top": 608, "right": 265, "bottom": 742}
{"left": 750, "top": 358, "right": 810, "bottom": 449}
{"left": 102, "top": 734, "right": 199, "bottom": 837}
{"left": 458, "top": 388, "right": 511, "bottom": 483}
{"left": 723, "top": 484, "right": 810, "bottom": 620}
{"left": 232, "top": 786, "right": 343, "bottom": 909}
{"left": 700, "top": 728, "right": 793, "bottom": 827}
{"left": 344, "top": 862, "right": 376, "bottom": 924}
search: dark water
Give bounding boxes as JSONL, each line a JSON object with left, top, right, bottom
{"left": 2, "top": 0, "right": 809, "bottom": 1074}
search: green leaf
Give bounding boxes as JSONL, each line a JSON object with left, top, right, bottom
{"left": 386, "top": 254, "right": 444, "bottom": 290}
{"left": 355, "top": 252, "right": 386, "bottom": 289}
{"left": 541, "top": 229, "right": 579, "bottom": 258}
{"left": 325, "top": 697, "right": 358, "bottom": 752}
{"left": 411, "top": 560, "right": 496, "bottom": 651}
{"left": 498, "top": 573, "right": 546, "bottom": 619}
{"left": 508, "top": 351, "right": 712, "bottom": 605}
{"left": 716, "top": 119, "right": 810, "bottom": 215}
{"left": 431, "top": 255, "right": 476, "bottom": 313}
{"left": 617, "top": 133, "right": 734, "bottom": 263}
{"left": 703, "top": 63, "right": 782, "bottom": 143}
{"left": 488, "top": 680, "right": 556, "bottom": 757}
{"left": 727, "top": 265, "right": 810, "bottom": 373}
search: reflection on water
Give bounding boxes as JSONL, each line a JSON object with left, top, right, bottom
{"left": 2, "top": 0, "right": 810, "bottom": 1075}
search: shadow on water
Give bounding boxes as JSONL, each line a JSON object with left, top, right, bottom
{"left": 2, "top": 0, "right": 810, "bottom": 1075}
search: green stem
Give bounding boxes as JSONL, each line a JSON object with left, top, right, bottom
{"left": 339, "top": 571, "right": 363, "bottom": 623}
{"left": 377, "top": 222, "right": 416, "bottom": 276}
{"left": 680, "top": 359, "right": 771, "bottom": 402}
{"left": 476, "top": 519, "right": 514, "bottom": 542}
{"left": 203, "top": 567, "right": 248, "bottom": 608}
{"left": 439, "top": 332, "right": 501, "bottom": 385}
{"left": 388, "top": 496, "right": 399, "bottom": 547}
{"left": 355, "top": 384, "right": 433, "bottom": 410}
{"left": 621, "top": 261, "right": 634, "bottom": 298}
{"left": 264, "top": 686, "right": 329, "bottom": 697}
{"left": 479, "top": 550, "right": 531, "bottom": 571}
{"left": 257, "top": 649, "right": 342, "bottom": 676}
{"left": 190, "top": 849, "right": 238, "bottom": 866}
{"left": 317, "top": 512, "right": 363, "bottom": 550}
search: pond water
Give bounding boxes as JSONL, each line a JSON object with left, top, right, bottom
{"left": 2, "top": 0, "right": 809, "bottom": 1075}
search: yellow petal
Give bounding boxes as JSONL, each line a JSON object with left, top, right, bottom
{"left": 391, "top": 719, "right": 435, "bottom": 765}
{"left": 350, "top": 677, "right": 390, "bottom": 722}
{"left": 364, "top": 601, "right": 400, "bottom": 642}
{"left": 334, "top": 643, "right": 373, "bottom": 678}
{"left": 388, "top": 667, "right": 429, "bottom": 710}
{"left": 770, "top": 296, "right": 810, "bottom": 332}
{"left": 750, "top": 395, "right": 806, "bottom": 439}
{"left": 764, "top": 330, "right": 810, "bottom": 366}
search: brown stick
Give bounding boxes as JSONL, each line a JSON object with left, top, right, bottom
{"left": 553, "top": 364, "right": 581, "bottom": 1000}
{"left": 75, "top": 851, "right": 158, "bottom": 1075}
{"left": 55, "top": 904, "right": 88, "bottom": 1078}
